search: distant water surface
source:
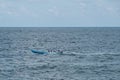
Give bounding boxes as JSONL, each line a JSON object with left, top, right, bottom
{"left": 0, "top": 27, "right": 120, "bottom": 80}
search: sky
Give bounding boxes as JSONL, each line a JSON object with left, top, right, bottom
{"left": 0, "top": 0, "right": 120, "bottom": 27}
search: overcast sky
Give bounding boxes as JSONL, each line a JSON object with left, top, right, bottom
{"left": 0, "top": 0, "right": 120, "bottom": 27}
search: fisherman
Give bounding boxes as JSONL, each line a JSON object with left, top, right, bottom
{"left": 57, "top": 49, "right": 63, "bottom": 55}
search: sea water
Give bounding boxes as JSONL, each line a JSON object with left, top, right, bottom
{"left": 0, "top": 27, "right": 120, "bottom": 80}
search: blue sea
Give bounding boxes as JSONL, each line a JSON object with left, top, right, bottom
{"left": 0, "top": 27, "right": 120, "bottom": 80}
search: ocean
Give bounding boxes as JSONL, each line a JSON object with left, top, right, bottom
{"left": 0, "top": 27, "right": 120, "bottom": 80}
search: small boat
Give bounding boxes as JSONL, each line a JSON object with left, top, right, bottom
{"left": 31, "top": 49, "right": 48, "bottom": 54}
